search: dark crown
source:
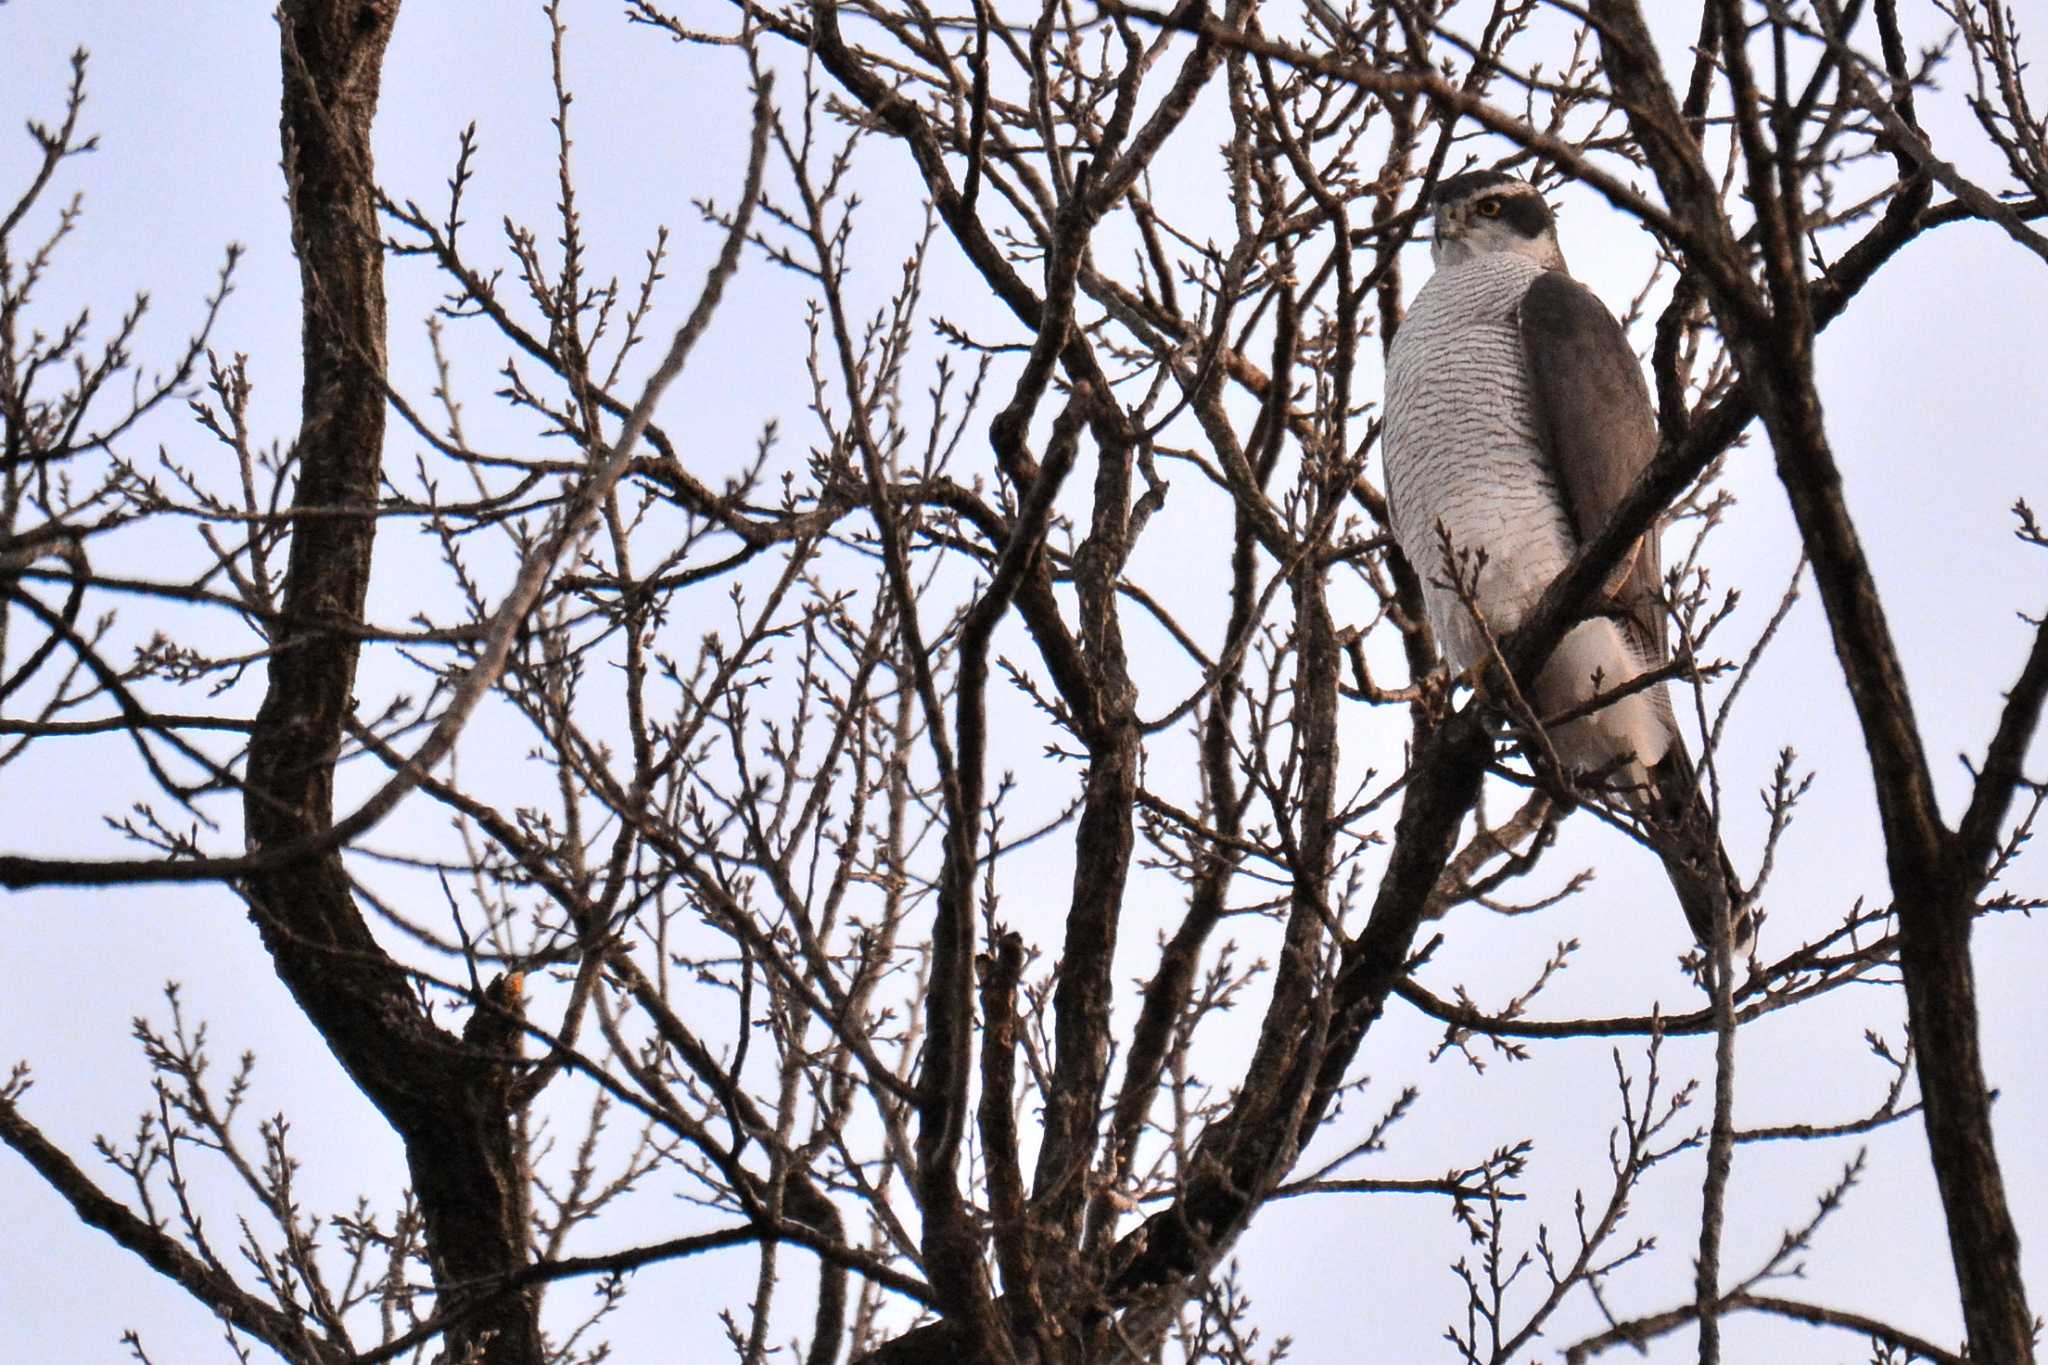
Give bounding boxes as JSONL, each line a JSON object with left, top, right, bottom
{"left": 1431, "top": 171, "right": 1556, "bottom": 240}
{"left": 1430, "top": 170, "right": 1526, "bottom": 208}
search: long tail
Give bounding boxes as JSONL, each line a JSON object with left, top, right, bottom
{"left": 1532, "top": 620, "right": 1748, "bottom": 951}
{"left": 1644, "top": 743, "right": 1750, "bottom": 952}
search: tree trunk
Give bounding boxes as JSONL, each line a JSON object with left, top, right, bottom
{"left": 245, "top": 4, "right": 542, "bottom": 1360}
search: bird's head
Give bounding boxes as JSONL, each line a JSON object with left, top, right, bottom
{"left": 1427, "top": 171, "right": 1566, "bottom": 271}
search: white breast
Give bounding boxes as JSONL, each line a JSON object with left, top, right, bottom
{"left": 1383, "top": 254, "right": 1673, "bottom": 777}
{"left": 1383, "top": 253, "right": 1577, "bottom": 674}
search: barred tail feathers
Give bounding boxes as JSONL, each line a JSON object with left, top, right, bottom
{"left": 1646, "top": 742, "right": 1750, "bottom": 952}
{"left": 1532, "top": 619, "right": 1747, "bottom": 950}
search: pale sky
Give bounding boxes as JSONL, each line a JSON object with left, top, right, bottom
{"left": 3, "top": 2, "right": 2045, "bottom": 1362}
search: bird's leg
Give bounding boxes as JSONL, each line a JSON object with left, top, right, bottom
{"left": 1434, "top": 523, "right": 1506, "bottom": 706}
{"left": 1480, "top": 640, "right": 1581, "bottom": 802}
{"left": 1434, "top": 522, "right": 1580, "bottom": 792}
{"left": 1451, "top": 655, "right": 1494, "bottom": 700}
{"left": 1599, "top": 537, "right": 1643, "bottom": 604}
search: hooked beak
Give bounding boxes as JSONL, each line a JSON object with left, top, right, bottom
{"left": 1425, "top": 205, "right": 1471, "bottom": 262}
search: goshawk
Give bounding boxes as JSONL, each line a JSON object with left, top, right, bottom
{"left": 1382, "top": 171, "right": 1741, "bottom": 948}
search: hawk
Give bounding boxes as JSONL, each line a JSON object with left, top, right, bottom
{"left": 1382, "top": 171, "right": 1742, "bottom": 948}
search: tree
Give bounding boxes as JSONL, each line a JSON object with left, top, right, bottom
{"left": 3, "top": 1, "right": 2044, "bottom": 1361}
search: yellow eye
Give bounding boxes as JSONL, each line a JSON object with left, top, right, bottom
{"left": 1476, "top": 198, "right": 1503, "bottom": 218}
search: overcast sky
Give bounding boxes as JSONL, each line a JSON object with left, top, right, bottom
{"left": 4, "top": 2, "right": 2045, "bottom": 1362}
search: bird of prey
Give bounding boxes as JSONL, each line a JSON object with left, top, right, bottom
{"left": 1381, "top": 170, "right": 1742, "bottom": 948}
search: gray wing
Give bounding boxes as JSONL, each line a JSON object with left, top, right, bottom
{"left": 1518, "top": 269, "right": 1665, "bottom": 660}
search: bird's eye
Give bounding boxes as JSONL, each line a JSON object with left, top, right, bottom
{"left": 1476, "top": 198, "right": 1503, "bottom": 218}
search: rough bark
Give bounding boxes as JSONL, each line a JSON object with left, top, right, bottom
{"left": 243, "top": 4, "right": 542, "bottom": 1361}
{"left": 1592, "top": 3, "right": 2036, "bottom": 1358}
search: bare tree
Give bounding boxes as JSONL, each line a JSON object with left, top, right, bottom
{"left": 3, "top": 1, "right": 2044, "bottom": 1363}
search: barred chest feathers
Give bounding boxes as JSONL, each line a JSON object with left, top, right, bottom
{"left": 1382, "top": 251, "right": 1671, "bottom": 780}
{"left": 1383, "top": 251, "right": 1578, "bottom": 674}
